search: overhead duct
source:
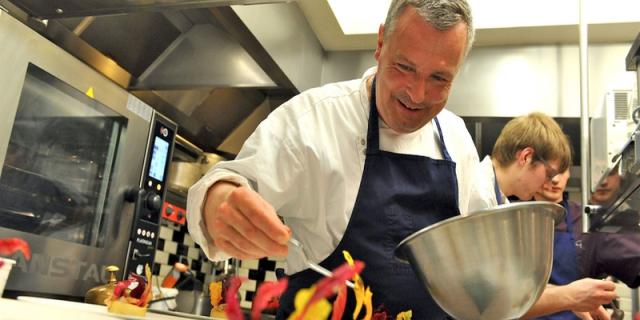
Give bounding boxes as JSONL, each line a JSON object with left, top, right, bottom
{"left": 132, "top": 23, "right": 276, "bottom": 90}
{"left": 3, "top": 0, "right": 298, "bottom": 19}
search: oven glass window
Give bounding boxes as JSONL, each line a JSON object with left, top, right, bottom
{"left": 0, "top": 64, "right": 127, "bottom": 247}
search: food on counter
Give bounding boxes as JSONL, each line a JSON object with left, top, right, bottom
{"left": 0, "top": 237, "right": 31, "bottom": 266}
{"left": 217, "top": 251, "right": 415, "bottom": 320}
{"left": 106, "top": 264, "right": 152, "bottom": 317}
{"left": 224, "top": 277, "right": 245, "bottom": 320}
{"left": 395, "top": 310, "right": 412, "bottom": 320}
{"left": 251, "top": 278, "right": 288, "bottom": 320}
{"left": 289, "top": 260, "right": 365, "bottom": 320}
{"left": 331, "top": 285, "right": 347, "bottom": 320}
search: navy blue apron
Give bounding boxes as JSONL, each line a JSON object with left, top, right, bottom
{"left": 535, "top": 196, "right": 580, "bottom": 320}
{"left": 277, "top": 78, "right": 460, "bottom": 319}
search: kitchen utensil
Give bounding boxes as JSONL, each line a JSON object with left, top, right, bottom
{"left": 84, "top": 265, "right": 120, "bottom": 305}
{"left": 395, "top": 201, "right": 564, "bottom": 320}
{"left": 288, "top": 238, "right": 355, "bottom": 288}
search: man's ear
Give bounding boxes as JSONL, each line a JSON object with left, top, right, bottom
{"left": 516, "top": 147, "right": 535, "bottom": 165}
{"left": 374, "top": 24, "right": 384, "bottom": 61}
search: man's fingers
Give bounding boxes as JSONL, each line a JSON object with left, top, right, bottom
{"left": 214, "top": 238, "right": 254, "bottom": 260}
{"left": 230, "top": 188, "right": 291, "bottom": 245}
{"left": 218, "top": 202, "right": 288, "bottom": 256}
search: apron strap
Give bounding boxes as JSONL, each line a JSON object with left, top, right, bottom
{"left": 492, "top": 164, "right": 503, "bottom": 205}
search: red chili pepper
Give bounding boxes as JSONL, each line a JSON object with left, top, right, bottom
{"left": 0, "top": 238, "right": 31, "bottom": 260}
{"left": 331, "top": 283, "right": 347, "bottom": 320}
{"left": 251, "top": 278, "right": 288, "bottom": 320}
{"left": 225, "top": 277, "right": 245, "bottom": 320}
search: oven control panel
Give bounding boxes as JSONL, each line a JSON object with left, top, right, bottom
{"left": 124, "top": 112, "right": 176, "bottom": 276}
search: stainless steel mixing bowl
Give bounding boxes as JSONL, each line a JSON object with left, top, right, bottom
{"left": 395, "top": 201, "right": 564, "bottom": 320}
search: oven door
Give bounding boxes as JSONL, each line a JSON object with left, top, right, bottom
{"left": 0, "top": 12, "right": 153, "bottom": 298}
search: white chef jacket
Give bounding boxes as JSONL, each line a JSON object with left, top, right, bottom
{"left": 187, "top": 67, "right": 479, "bottom": 273}
{"left": 467, "top": 155, "right": 510, "bottom": 213}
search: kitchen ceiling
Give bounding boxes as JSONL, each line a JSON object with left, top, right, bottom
{"left": 297, "top": 0, "right": 640, "bottom": 50}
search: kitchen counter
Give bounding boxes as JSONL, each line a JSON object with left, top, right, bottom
{"left": 0, "top": 297, "right": 225, "bottom": 320}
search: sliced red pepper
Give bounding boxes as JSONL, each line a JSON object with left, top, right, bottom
{"left": 0, "top": 238, "right": 31, "bottom": 260}
{"left": 251, "top": 278, "right": 288, "bottom": 320}
{"left": 296, "top": 260, "right": 365, "bottom": 320}
{"left": 128, "top": 272, "right": 146, "bottom": 299}
{"left": 225, "top": 277, "right": 245, "bottom": 320}
{"left": 112, "top": 279, "right": 133, "bottom": 300}
{"left": 331, "top": 283, "right": 347, "bottom": 320}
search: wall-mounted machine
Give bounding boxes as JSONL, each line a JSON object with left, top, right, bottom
{"left": 588, "top": 33, "right": 640, "bottom": 233}
{"left": 0, "top": 12, "right": 176, "bottom": 299}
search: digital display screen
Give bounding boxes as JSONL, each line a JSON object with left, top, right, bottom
{"left": 149, "top": 137, "right": 169, "bottom": 181}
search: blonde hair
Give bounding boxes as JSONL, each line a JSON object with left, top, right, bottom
{"left": 492, "top": 112, "right": 571, "bottom": 172}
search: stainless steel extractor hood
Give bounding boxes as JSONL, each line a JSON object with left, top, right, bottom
{"left": 1, "top": 0, "right": 302, "bottom": 155}
{"left": 2, "top": 0, "right": 297, "bottom": 19}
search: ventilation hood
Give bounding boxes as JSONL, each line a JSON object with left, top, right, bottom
{"left": 1, "top": 0, "right": 307, "bottom": 155}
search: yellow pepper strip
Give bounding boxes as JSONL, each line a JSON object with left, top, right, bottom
{"left": 288, "top": 287, "right": 331, "bottom": 320}
{"left": 209, "top": 281, "right": 223, "bottom": 308}
{"left": 362, "top": 286, "right": 373, "bottom": 320}
{"left": 343, "top": 250, "right": 367, "bottom": 320}
{"left": 352, "top": 278, "right": 365, "bottom": 319}
{"left": 396, "top": 310, "right": 413, "bottom": 320}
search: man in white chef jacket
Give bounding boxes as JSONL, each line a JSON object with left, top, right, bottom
{"left": 187, "top": 0, "right": 479, "bottom": 318}
{"left": 466, "top": 113, "right": 618, "bottom": 319}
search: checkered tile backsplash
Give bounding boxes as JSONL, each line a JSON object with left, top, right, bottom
{"left": 153, "top": 220, "right": 213, "bottom": 287}
{"left": 154, "top": 219, "right": 286, "bottom": 309}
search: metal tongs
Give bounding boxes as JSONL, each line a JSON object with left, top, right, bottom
{"left": 288, "top": 238, "right": 355, "bottom": 289}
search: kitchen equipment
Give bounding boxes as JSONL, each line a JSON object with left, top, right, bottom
{"left": 0, "top": 12, "right": 176, "bottom": 299}
{"left": 395, "top": 201, "right": 564, "bottom": 320}
{"left": 200, "top": 153, "right": 225, "bottom": 176}
{"left": 288, "top": 238, "right": 355, "bottom": 288}
{"left": 167, "top": 161, "right": 202, "bottom": 193}
{"left": 84, "top": 266, "right": 120, "bottom": 305}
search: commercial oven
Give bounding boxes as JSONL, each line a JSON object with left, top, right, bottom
{"left": 0, "top": 11, "right": 176, "bottom": 299}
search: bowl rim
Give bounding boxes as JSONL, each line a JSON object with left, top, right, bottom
{"left": 393, "top": 201, "right": 565, "bottom": 263}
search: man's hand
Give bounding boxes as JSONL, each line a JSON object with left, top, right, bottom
{"left": 203, "top": 181, "right": 291, "bottom": 259}
{"left": 523, "top": 279, "right": 618, "bottom": 319}
{"left": 574, "top": 306, "right": 610, "bottom": 320}
{"left": 565, "top": 278, "right": 618, "bottom": 313}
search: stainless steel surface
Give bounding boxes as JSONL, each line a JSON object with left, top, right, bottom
{"left": 6, "top": 0, "right": 297, "bottom": 18}
{"left": 288, "top": 238, "right": 355, "bottom": 289}
{"left": 133, "top": 23, "right": 276, "bottom": 89}
{"left": 0, "top": 11, "right": 176, "bottom": 298}
{"left": 395, "top": 202, "right": 564, "bottom": 320}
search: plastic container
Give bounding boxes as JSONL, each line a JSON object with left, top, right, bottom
{"left": 0, "top": 257, "right": 16, "bottom": 296}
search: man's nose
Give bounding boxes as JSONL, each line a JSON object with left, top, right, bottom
{"left": 406, "top": 78, "right": 426, "bottom": 103}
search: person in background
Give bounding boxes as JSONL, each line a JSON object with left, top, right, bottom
{"left": 467, "top": 112, "right": 572, "bottom": 211}
{"left": 187, "top": 0, "right": 478, "bottom": 318}
{"left": 534, "top": 166, "right": 640, "bottom": 320}
{"left": 466, "top": 112, "right": 618, "bottom": 319}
